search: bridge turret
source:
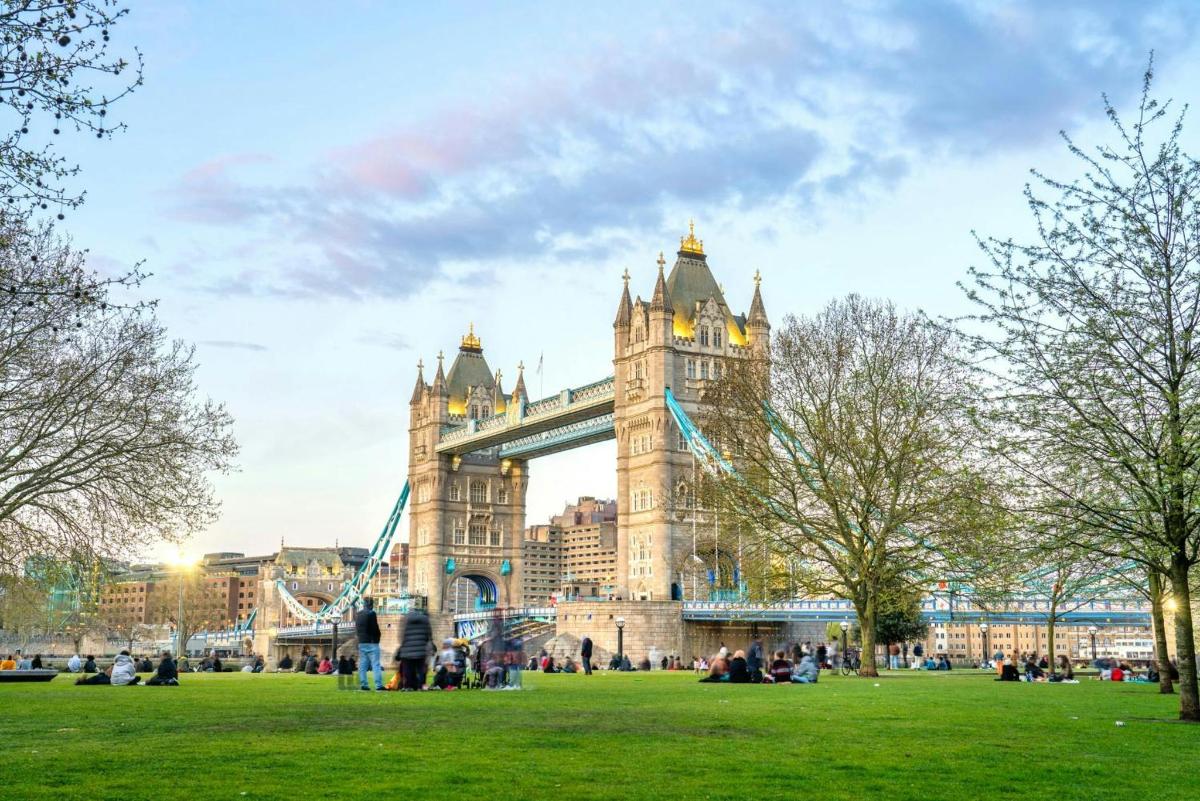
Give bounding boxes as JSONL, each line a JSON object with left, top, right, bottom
{"left": 747, "top": 270, "right": 770, "bottom": 354}
{"left": 648, "top": 251, "right": 674, "bottom": 346}
{"left": 409, "top": 359, "right": 427, "bottom": 406}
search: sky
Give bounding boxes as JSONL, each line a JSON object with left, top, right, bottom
{"left": 53, "top": 0, "right": 1200, "bottom": 560}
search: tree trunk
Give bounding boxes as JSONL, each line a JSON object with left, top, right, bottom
{"left": 1167, "top": 560, "right": 1198, "bottom": 721}
{"left": 858, "top": 595, "right": 879, "bottom": 677}
{"left": 1046, "top": 606, "right": 1057, "bottom": 670}
{"left": 1149, "top": 570, "right": 1174, "bottom": 695}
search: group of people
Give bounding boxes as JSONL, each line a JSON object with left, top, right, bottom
{"left": 0, "top": 652, "right": 44, "bottom": 670}
{"left": 73, "top": 650, "right": 180, "bottom": 686}
{"left": 698, "top": 643, "right": 821, "bottom": 684}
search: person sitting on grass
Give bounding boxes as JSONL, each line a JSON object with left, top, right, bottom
{"left": 83, "top": 655, "right": 97, "bottom": 673}
{"left": 726, "top": 650, "right": 751, "bottom": 683}
{"left": 483, "top": 659, "right": 505, "bottom": 689}
{"left": 1024, "top": 658, "right": 1046, "bottom": 682}
{"left": 698, "top": 657, "right": 728, "bottom": 683}
{"left": 317, "top": 656, "right": 334, "bottom": 674}
{"left": 67, "top": 653, "right": 81, "bottom": 673}
{"left": 304, "top": 655, "right": 318, "bottom": 675}
{"left": 1054, "top": 655, "right": 1074, "bottom": 681}
{"left": 139, "top": 656, "right": 154, "bottom": 673}
{"left": 77, "top": 651, "right": 140, "bottom": 686}
{"left": 542, "top": 655, "right": 559, "bottom": 674}
{"left": 792, "top": 653, "right": 819, "bottom": 684}
{"left": 769, "top": 650, "right": 793, "bottom": 684}
{"left": 0, "top": 654, "right": 15, "bottom": 670}
{"left": 146, "top": 651, "right": 179, "bottom": 686}
{"left": 561, "top": 656, "right": 578, "bottom": 673}
{"left": 277, "top": 654, "right": 293, "bottom": 671}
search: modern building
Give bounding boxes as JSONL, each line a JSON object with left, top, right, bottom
{"left": 520, "top": 497, "right": 619, "bottom": 605}
{"left": 923, "top": 620, "right": 1157, "bottom": 663}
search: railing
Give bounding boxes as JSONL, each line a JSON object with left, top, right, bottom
{"left": 498, "top": 412, "right": 615, "bottom": 458}
{"left": 452, "top": 606, "right": 555, "bottom": 623}
{"left": 436, "top": 376, "right": 615, "bottom": 450}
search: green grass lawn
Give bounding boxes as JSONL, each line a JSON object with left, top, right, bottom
{"left": 2, "top": 669, "right": 1197, "bottom": 799}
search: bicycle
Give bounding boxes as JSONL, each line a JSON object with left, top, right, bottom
{"left": 840, "top": 648, "right": 861, "bottom": 676}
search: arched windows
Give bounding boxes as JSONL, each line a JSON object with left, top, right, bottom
{"left": 630, "top": 487, "right": 654, "bottom": 512}
{"left": 713, "top": 328, "right": 722, "bottom": 348}
{"left": 449, "top": 483, "right": 461, "bottom": 502}
{"left": 469, "top": 480, "right": 487, "bottom": 504}
{"left": 700, "top": 326, "right": 710, "bottom": 346}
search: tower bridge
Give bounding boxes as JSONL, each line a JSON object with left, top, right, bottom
{"left": 406, "top": 222, "right": 770, "bottom": 619}
{"left": 251, "top": 222, "right": 1149, "bottom": 664}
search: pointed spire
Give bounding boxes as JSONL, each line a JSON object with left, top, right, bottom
{"left": 650, "top": 252, "right": 673, "bottom": 313}
{"left": 749, "top": 269, "right": 768, "bottom": 326}
{"left": 432, "top": 350, "right": 448, "bottom": 395}
{"left": 493, "top": 369, "right": 506, "bottom": 412}
{"left": 512, "top": 360, "right": 528, "bottom": 402}
{"left": 614, "top": 268, "right": 633, "bottom": 327}
{"left": 410, "top": 359, "right": 426, "bottom": 404}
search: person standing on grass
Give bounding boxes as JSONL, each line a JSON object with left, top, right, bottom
{"left": 398, "top": 606, "right": 433, "bottom": 691}
{"left": 888, "top": 642, "right": 901, "bottom": 670}
{"left": 580, "top": 635, "right": 593, "bottom": 675}
{"left": 747, "top": 637, "right": 764, "bottom": 681}
{"left": 355, "top": 597, "right": 384, "bottom": 691}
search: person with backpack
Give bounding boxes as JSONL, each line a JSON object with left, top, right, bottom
{"left": 355, "top": 597, "right": 384, "bottom": 691}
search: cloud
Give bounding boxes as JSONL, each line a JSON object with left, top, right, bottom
{"left": 199, "top": 340, "right": 268, "bottom": 352}
{"left": 356, "top": 331, "right": 410, "bottom": 352}
{"left": 167, "top": 0, "right": 1200, "bottom": 300}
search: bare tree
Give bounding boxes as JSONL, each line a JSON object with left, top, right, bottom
{"left": 701, "top": 296, "right": 997, "bottom": 677}
{"left": 0, "top": 223, "right": 238, "bottom": 574}
{"left": 147, "top": 571, "right": 233, "bottom": 656}
{"left": 958, "top": 63, "right": 1200, "bottom": 720}
{"left": 0, "top": 0, "right": 142, "bottom": 220}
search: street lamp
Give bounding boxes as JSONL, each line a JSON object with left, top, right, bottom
{"left": 840, "top": 621, "right": 850, "bottom": 668}
{"left": 615, "top": 616, "right": 626, "bottom": 666}
{"left": 979, "top": 623, "right": 989, "bottom": 667}
{"left": 1088, "top": 625, "right": 1098, "bottom": 662}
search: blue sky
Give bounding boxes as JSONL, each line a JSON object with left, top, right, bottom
{"left": 59, "top": 1, "right": 1200, "bottom": 559}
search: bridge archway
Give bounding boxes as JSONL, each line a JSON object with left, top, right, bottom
{"left": 443, "top": 571, "right": 502, "bottom": 616}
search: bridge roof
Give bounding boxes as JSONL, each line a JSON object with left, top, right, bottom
{"left": 666, "top": 252, "right": 747, "bottom": 341}
{"left": 446, "top": 345, "right": 500, "bottom": 411}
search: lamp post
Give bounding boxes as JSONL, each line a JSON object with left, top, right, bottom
{"left": 979, "top": 623, "right": 989, "bottom": 667}
{"left": 615, "top": 616, "right": 626, "bottom": 666}
{"left": 840, "top": 620, "right": 850, "bottom": 668}
{"left": 1088, "top": 625, "right": 1098, "bottom": 662}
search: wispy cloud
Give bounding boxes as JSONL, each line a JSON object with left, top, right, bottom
{"left": 167, "top": 1, "right": 1198, "bottom": 300}
{"left": 200, "top": 340, "right": 268, "bottom": 352}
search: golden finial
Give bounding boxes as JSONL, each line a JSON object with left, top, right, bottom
{"left": 680, "top": 219, "right": 704, "bottom": 254}
{"left": 656, "top": 251, "right": 666, "bottom": 271}
{"left": 622, "top": 267, "right": 631, "bottom": 286}
{"left": 495, "top": 369, "right": 502, "bottom": 382}
{"left": 753, "top": 269, "right": 762, "bottom": 287}
{"left": 460, "top": 322, "right": 482, "bottom": 351}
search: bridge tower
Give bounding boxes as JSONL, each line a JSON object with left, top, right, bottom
{"left": 612, "top": 223, "right": 769, "bottom": 601}
{"left": 406, "top": 327, "right": 528, "bottom": 620}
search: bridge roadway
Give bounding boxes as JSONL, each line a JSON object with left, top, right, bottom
{"left": 435, "top": 376, "right": 615, "bottom": 458}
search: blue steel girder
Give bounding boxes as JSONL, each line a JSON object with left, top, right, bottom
{"left": 437, "top": 376, "right": 614, "bottom": 455}
{"left": 497, "top": 413, "right": 615, "bottom": 459}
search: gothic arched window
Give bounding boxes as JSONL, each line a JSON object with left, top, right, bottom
{"left": 470, "top": 480, "right": 487, "bottom": 504}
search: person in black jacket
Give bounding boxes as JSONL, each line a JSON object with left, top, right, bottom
{"left": 397, "top": 607, "right": 433, "bottom": 690}
{"left": 146, "top": 651, "right": 179, "bottom": 686}
{"left": 355, "top": 597, "right": 384, "bottom": 691}
{"left": 83, "top": 655, "right": 97, "bottom": 673}
{"left": 580, "top": 636, "right": 593, "bottom": 675}
{"left": 727, "top": 650, "right": 751, "bottom": 683}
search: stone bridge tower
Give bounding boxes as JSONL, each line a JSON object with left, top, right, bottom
{"left": 406, "top": 326, "right": 528, "bottom": 622}
{"left": 612, "top": 223, "right": 769, "bottom": 601}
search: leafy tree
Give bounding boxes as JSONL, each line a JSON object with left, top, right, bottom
{"left": 0, "top": 0, "right": 142, "bottom": 220}
{"left": 959, "top": 63, "right": 1200, "bottom": 720}
{"left": 701, "top": 296, "right": 997, "bottom": 677}
{"left": 0, "top": 222, "right": 238, "bottom": 574}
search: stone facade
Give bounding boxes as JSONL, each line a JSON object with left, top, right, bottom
{"left": 406, "top": 330, "right": 529, "bottom": 616}
{"left": 612, "top": 225, "right": 769, "bottom": 601}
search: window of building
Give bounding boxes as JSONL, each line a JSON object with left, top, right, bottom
{"left": 449, "top": 483, "right": 461, "bottom": 502}
{"left": 714, "top": 329, "right": 722, "bottom": 347}
{"left": 700, "top": 361, "right": 709, "bottom": 380}
{"left": 469, "top": 523, "right": 487, "bottom": 546}
{"left": 497, "top": 486, "right": 508, "bottom": 504}
{"left": 470, "top": 481, "right": 487, "bottom": 504}
{"left": 418, "top": 482, "right": 431, "bottom": 503}
{"left": 490, "top": 530, "right": 501, "bottom": 546}
{"left": 687, "top": 359, "right": 696, "bottom": 379}
{"left": 453, "top": 526, "right": 465, "bottom": 545}
{"left": 700, "top": 326, "right": 709, "bottom": 346}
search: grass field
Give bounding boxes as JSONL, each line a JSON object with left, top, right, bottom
{"left": 2, "top": 669, "right": 1197, "bottom": 799}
